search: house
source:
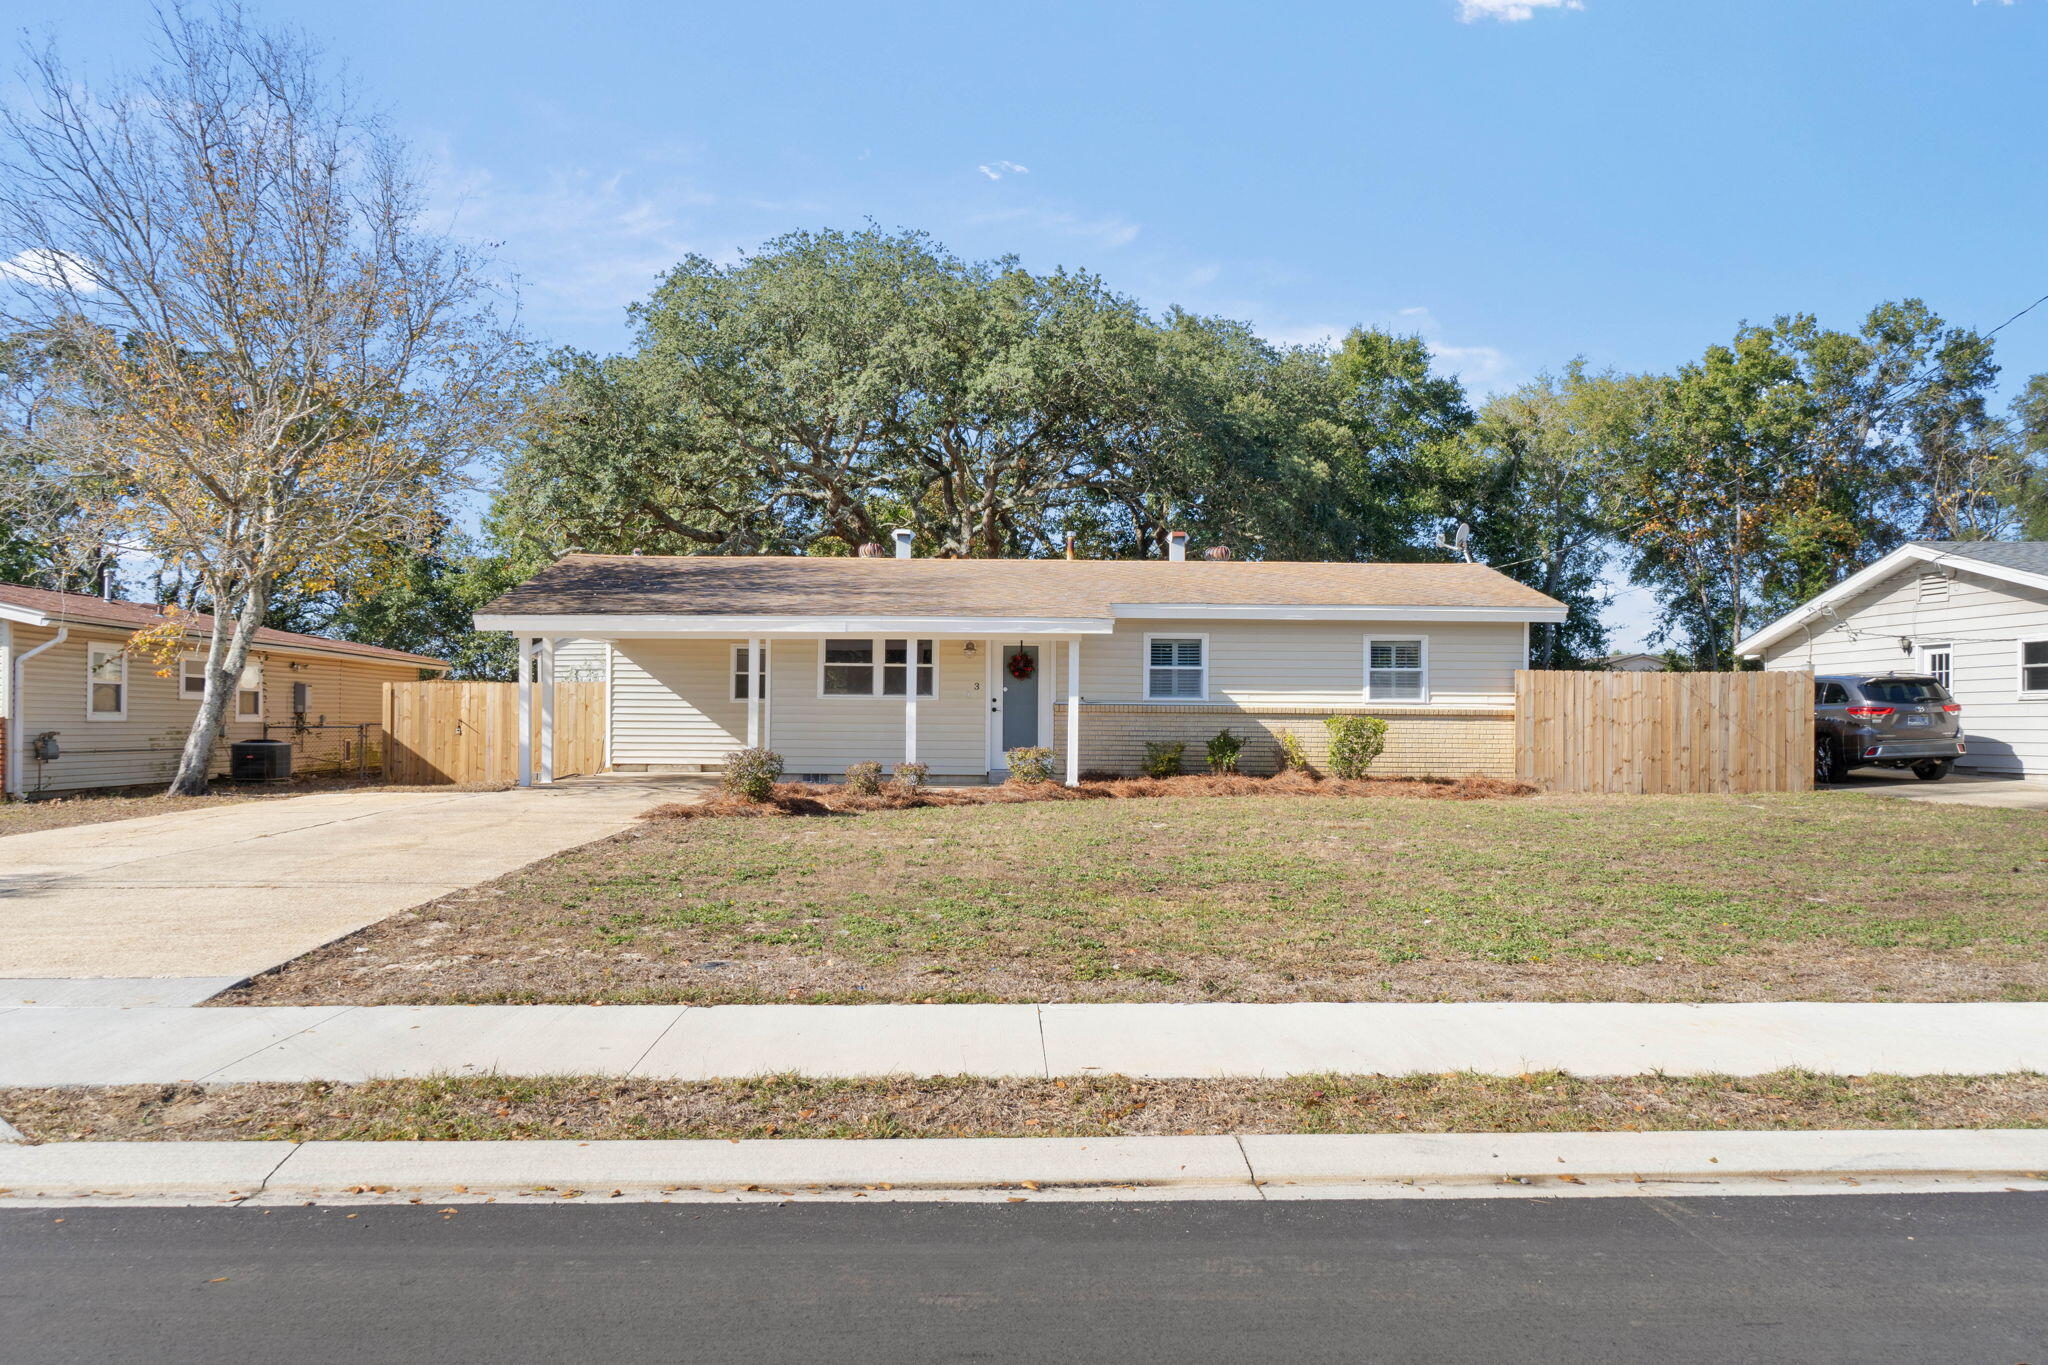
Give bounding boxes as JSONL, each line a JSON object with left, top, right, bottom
{"left": 473, "top": 532, "right": 1568, "bottom": 786}
{"left": 1736, "top": 540, "right": 2048, "bottom": 778}
{"left": 1, "top": 583, "right": 448, "bottom": 797}
{"left": 1598, "top": 652, "right": 1669, "bottom": 673}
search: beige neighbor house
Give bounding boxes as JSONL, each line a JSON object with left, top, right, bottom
{"left": 475, "top": 532, "right": 1568, "bottom": 787}
{"left": 1, "top": 583, "right": 447, "bottom": 798}
{"left": 1737, "top": 540, "right": 2048, "bottom": 778}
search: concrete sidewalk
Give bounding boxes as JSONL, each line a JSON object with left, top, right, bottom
{"left": 4, "top": 1129, "right": 2045, "bottom": 1205}
{"left": 0, "top": 781, "right": 686, "bottom": 995}
{"left": 4, "top": 1001, "right": 2046, "bottom": 1085}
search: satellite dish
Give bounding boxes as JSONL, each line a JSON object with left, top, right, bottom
{"left": 1435, "top": 521, "right": 1474, "bottom": 563}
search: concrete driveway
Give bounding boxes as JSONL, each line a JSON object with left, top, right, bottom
{"left": 0, "top": 778, "right": 701, "bottom": 1004}
{"left": 1822, "top": 767, "right": 2048, "bottom": 811}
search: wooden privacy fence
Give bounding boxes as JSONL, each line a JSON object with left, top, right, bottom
{"left": 1514, "top": 670, "right": 1812, "bottom": 794}
{"left": 382, "top": 681, "right": 606, "bottom": 785}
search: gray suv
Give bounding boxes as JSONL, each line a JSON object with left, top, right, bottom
{"left": 1814, "top": 673, "right": 1964, "bottom": 783}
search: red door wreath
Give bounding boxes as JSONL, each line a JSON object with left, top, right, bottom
{"left": 1007, "top": 649, "right": 1036, "bottom": 681}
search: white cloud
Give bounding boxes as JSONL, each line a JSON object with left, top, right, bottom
{"left": 976, "top": 160, "right": 1030, "bottom": 181}
{"left": 0, "top": 247, "right": 98, "bottom": 293}
{"left": 1456, "top": 0, "right": 1584, "bottom": 21}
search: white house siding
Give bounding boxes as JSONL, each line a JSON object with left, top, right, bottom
{"left": 552, "top": 638, "right": 610, "bottom": 682}
{"left": 609, "top": 639, "right": 748, "bottom": 768}
{"left": 1756, "top": 563, "right": 2048, "bottom": 777}
{"left": 762, "top": 637, "right": 987, "bottom": 778}
{"left": 1069, "top": 618, "right": 1524, "bottom": 706}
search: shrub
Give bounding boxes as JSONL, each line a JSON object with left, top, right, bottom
{"left": 1275, "top": 728, "right": 1311, "bottom": 774}
{"left": 1324, "top": 716, "right": 1388, "bottom": 779}
{"left": 1141, "top": 740, "right": 1185, "bottom": 778}
{"left": 1005, "top": 746, "right": 1056, "bottom": 784}
{"left": 1205, "top": 728, "right": 1245, "bottom": 774}
{"left": 892, "top": 761, "right": 930, "bottom": 791}
{"left": 723, "top": 747, "right": 784, "bottom": 802}
{"left": 843, "top": 761, "right": 884, "bottom": 795}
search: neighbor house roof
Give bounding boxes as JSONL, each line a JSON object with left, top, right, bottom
{"left": 0, "top": 583, "right": 449, "bottom": 668}
{"left": 473, "top": 553, "right": 1568, "bottom": 635}
{"left": 1736, "top": 540, "right": 2048, "bottom": 657}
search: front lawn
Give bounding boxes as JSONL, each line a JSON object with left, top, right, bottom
{"left": 227, "top": 790, "right": 2048, "bottom": 1005}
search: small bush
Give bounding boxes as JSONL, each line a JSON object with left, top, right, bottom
{"left": 1324, "top": 716, "right": 1388, "bottom": 779}
{"left": 1141, "top": 740, "right": 1185, "bottom": 778}
{"left": 1275, "top": 728, "right": 1311, "bottom": 774}
{"left": 1205, "top": 728, "right": 1245, "bottom": 774}
{"left": 1005, "top": 746, "right": 1056, "bottom": 784}
{"left": 892, "top": 761, "right": 930, "bottom": 791}
{"left": 843, "top": 761, "right": 884, "bottom": 795}
{"left": 723, "top": 747, "right": 784, "bottom": 802}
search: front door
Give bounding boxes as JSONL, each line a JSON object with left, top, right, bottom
{"left": 1001, "top": 645, "right": 1039, "bottom": 753}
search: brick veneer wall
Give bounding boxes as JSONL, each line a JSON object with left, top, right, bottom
{"left": 1051, "top": 704, "right": 1515, "bottom": 779}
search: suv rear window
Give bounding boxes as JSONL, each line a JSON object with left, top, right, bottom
{"left": 1858, "top": 678, "right": 1952, "bottom": 704}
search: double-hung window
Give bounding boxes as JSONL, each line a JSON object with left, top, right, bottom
{"left": 819, "top": 638, "right": 935, "bottom": 698}
{"left": 181, "top": 654, "right": 263, "bottom": 719}
{"left": 87, "top": 643, "right": 127, "bottom": 720}
{"left": 731, "top": 645, "right": 768, "bottom": 702}
{"left": 1145, "top": 636, "right": 1206, "bottom": 700}
{"left": 1920, "top": 643, "right": 1952, "bottom": 692}
{"left": 1365, "top": 637, "right": 1428, "bottom": 702}
{"left": 2021, "top": 640, "right": 2048, "bottom": 698}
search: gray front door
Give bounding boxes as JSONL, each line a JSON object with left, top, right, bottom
{"left": 1001, "top": 646, "right": 1039, "bottom": 752}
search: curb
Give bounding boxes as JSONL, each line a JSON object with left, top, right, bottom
{"left": 3, "top": 1130, "right": 2045, "bottom": 1206}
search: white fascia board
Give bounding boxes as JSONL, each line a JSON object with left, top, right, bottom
{"left": 469, "top": 613, "right": 1116, "bottom": 637}
{"left": 1733, "top": 544, "right": 2048, "bottom": 657}
{"left": 0, "top": 603, "right": 51, "bottom": 627}
{"left": 1108, "top": 603, "right": 1569, "bottom": 624}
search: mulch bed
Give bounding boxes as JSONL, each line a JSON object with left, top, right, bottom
{"left": 643, "top": 770, "right": 1534, "bottom": 821}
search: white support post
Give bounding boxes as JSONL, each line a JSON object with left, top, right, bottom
{"left": 538, "top": 636, "right": 556, "bottom": 785}
{"left": 516, "top": 636, "right": 535, "bottom": 788}
{"left": 746, "top": 636, "right": 762, "bottom": 748}
{"left": 904, "top": 638, "right": 920, "bottom": 767}
{"left": 1064, "top": 635, "right": 1081, "bottom": 787}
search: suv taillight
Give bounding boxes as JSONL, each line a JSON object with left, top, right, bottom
{"left": 1846, "top": 705, "right": 1893, "bottom": 718}
{"left": 1941, "top": 703, "right": 1961, "bottom": 713}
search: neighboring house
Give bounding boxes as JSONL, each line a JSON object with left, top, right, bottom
{"left": 1598, "top": 652, "right": 1669, "bottom": 673}
{"left": 1736, "top": 540, "right": 2048, "bottom": 778}
{"left": 473, "top": 533, "right": 1568, "bottom": 785}
{"left": 1, "top": 583, "right": 448, "bottom": 797}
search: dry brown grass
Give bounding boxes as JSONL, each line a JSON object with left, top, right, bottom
{"left": 6, "top": 1070, "right": 2043, "bottom": 1143}
{"left": 642, "top": 771, "right": 1533, "bottom": 822}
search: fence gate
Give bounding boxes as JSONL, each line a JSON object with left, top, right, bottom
{"left": 1514, "top": 670, "right": 1813, "bottom": 795}
{"left": 382, "top": 681, "right": 606, "bottom": 785}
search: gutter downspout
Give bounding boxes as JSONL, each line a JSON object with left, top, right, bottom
{"left": 7, "top": 624, "right": 67, "bottom": 800}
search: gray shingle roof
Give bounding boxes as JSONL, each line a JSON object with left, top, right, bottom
{"left": 1908, "top": 541, "right": 2048, "bottom": 577}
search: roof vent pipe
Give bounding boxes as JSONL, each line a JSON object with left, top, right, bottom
{"left": 891, "top": 529, "right": 914, "bottom": 559}
{"left": 1167, "top": 530, "right": 1188, "bottom": 562}
{"left": 1203, "top": 545, "right": 1233, "bottom": 561}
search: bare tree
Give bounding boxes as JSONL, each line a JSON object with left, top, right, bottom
{"left": 0, "top": 4, "right": 522, "bottom": 793}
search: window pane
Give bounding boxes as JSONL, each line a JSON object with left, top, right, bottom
{"left": 182, "top": 663, "right": 205, "bottom": 695}
{"left": 2025, "top": 641, "right": 2048, "bottom": 666}
{"left": 92, "top": 682, "right": 122, "bottom": 712}
{"left": 882, "top": 664, "right": 907, "bottom": 695}
{"left": 884, "top": 639, "right": 907, "bottom": 666}
{"left": 917, "top": 664, "right": 935, "bottom": 697}
{"left": 238, "top": 688, "right": 261, "bottom": 717}
{"left": 824, "top": 639, "right": 873, "bottom": 665}
{"left": 1371, "top": 670, "right": 1423, "bottom": 701}
{"left": 823, "top": 665, "right": 873, "bottom": 696}
{"left": 1149, "top": 639, "right": 1175, "bottom": 667}
{"left": 1173, "top": 640, "right": 1202, "bottom": 667}
{"left": 1370, "top": 640, "right": 1422, "bottom": 670}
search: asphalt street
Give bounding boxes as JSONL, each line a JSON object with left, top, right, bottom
{"left": 3, "top": 1193, "right": 2044, "bottom": 1363}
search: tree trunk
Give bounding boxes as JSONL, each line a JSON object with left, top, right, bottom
{"left": 166, "top": 576, "right": 270, "bottom": 796}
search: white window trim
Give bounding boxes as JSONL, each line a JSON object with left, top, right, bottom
{"left": 2020, "top": 638, "right": 2048, "bottom": 701}
{"left": 1363, "top": 634, "right": 1431, "bottom": 704}
{"left": 180, "top": 654, "right": 207, "bottom": 698}
{"left": 815, "top": 637, "right": 938, "bottom": 701}
{"left": 1917, "top": 640, "right": 1953, "bottom": 693}
{"left": 236, "top": 659, "right": 264, "bottom": 722}
{"left": 86, "top": 642, "right": 128, "bottom": 721}
{"left": 1142, "top": 632, "right": 1209, "bottom": 702}
{"left": 729, "top": 643, "right": 769, "bottom": 703}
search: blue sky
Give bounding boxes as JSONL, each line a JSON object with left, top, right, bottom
{"left": 18, "top": 0, "right": 2048, "bottom": 646}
